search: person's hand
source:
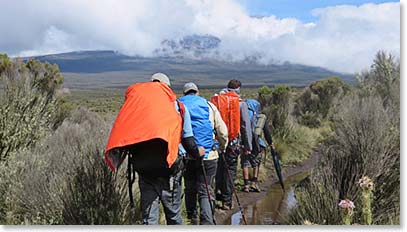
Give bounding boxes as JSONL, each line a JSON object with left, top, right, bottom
{"left": 245, "top": 150, "right": 251, "bottom": 155}
{"left": 198, "top": 146, "right": 206, "bottom": 157}
{"left": 270, "top": 142, "right": 275, "bottom": 150}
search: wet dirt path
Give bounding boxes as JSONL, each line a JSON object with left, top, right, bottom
{"left": 214, "top": 149, "right": 321, "bottom": 225}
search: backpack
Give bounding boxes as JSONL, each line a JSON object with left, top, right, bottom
{"left": 246, "top": 99, "right": 267, "bottom": 153}
{"left": 179, "top": 94, "right": 213, "bottom": 159}
{"left": 210, "top": 91, "right": 241, "bottom": 141}
{"left": 104, "top": 82, "right": 185, "bottom": 208}
{"left": 127, "top": 100, "right": 186, "bottom": 208}
{"left": 105, "top": 82, "right": 183, "bottom": 172}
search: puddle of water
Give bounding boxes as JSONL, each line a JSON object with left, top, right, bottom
{"left": 228, "top": 172, "right": 309, "bottom": 225}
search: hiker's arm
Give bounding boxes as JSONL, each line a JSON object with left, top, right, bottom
{"left": 210, "top": 102, "right": 228, "bottom": 152}
{"left": 182, "top": 137, "right": 202, "bottom": 159}
{"left": 240, "top": 102, "right": 253, "bottom": 152}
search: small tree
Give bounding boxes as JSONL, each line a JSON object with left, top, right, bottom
{"left": 294, "top": 77, "right": 350, "bottom": 127}
{"left": 0, "top": 55, "right": 64, "bottom": 162}
{"left": 259, "top": 85, "right": 291, "bottom": 134}
{"left": 357, "top": 51, "right": 399, "bottom": 104}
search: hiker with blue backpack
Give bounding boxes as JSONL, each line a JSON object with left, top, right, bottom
{"left": 179, "top": 82, "right": 228, "bottom": 225}
{"left": 241, "top": 99, "right": 275, "bottom": 192}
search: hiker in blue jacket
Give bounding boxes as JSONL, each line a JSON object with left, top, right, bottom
{"left": 179, "top": 82, "right": 228, "bottom": 225}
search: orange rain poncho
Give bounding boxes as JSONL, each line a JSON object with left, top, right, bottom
{"left": 105, "top": 82, "right": 183, "bottom": 172}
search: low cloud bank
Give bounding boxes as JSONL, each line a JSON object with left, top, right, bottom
{"left": 0, "top": 0, "right": 399, "bottom": 73}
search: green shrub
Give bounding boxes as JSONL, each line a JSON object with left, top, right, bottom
{"left": 288, "top": 93, "right": 399, "bottom": 225}
{"left": 294, "top": 77, "right": 350, "bottom": 126}
{"left": 298, "top": 111, "right": 321, "bottom": 128}
{"left": 288, "top": 52, "right": 400, "bottom": 224}
{"left": 259, "top": 85, "right": 291, "bottom": 134}
{"left": 0, "top": 55, "right": 64, "bottom": 162}
{"left": 0, "top": 55, "right": 68, "bottom": 221}
{"left": 1, "top": 108, "right": 138, "bottom": 224}
{"left": 357, "top": 51, "right": 400, "bottom": 107}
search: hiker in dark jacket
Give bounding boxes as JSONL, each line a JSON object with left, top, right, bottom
{"left": 105, "top": 73, "right": 205, "bottom": 225}
{"left": 215, "top": 79, "right": 253, "bottom": 210}
{"left": 180, "top": 82, "right": 228, "bottom": 225}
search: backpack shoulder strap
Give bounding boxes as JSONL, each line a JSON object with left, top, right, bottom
{"left": 176, "top": 100, "right": 185, "bottom": 125}
{"left": 207, "top": 101, "right": 217, "bottom": 135}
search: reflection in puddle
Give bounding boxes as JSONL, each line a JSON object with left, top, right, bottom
{"left": 228, "top": 172, "right": 309, "bottom": 225}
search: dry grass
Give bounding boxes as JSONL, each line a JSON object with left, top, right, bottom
{"left": 1, "top": 108, "right": 140, "bottom": 224}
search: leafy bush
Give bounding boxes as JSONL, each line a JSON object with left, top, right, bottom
{"left": 0, "top": 55, "right": 64, "bottom": 162}
{"left": 298, "top": 111, "right": 321, "bottom": 128}
{"left": 357, "top": 51, "right": 400, "bottom": 107}
{"left": 258, "top": 85, "right": 291, "bottom": 134}
{"left": 288, "top": 52, "right": 400, "bottom": 225}
{"left": 294, "top": 77, "right": 350, "bottom": 126}
{"left": 0, "top": 55, "right": 67, "bottom": 221}
{"left": 1, "top": 108, "right": 138, "bottom": 224}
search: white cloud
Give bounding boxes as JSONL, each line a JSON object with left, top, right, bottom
{"left": 0, "top": 0, "right": 400, "bottom": 73}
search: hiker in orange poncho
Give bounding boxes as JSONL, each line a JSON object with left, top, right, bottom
{"left": 213, "top": 79, "right": 253, "bottom": 210}
{"left": 105, "top": 73, "right": 205, "bottom": 225}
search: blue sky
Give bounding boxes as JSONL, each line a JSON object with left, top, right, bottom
{"left": 237, "top": 0, "right": 399, "bottom": 22}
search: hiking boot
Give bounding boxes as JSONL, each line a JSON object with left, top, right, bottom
{"left": 243, "top": 184, "right": 250, "bottom": 193}
{"left": 220, "top": 201, "right": 233, "bottom": 210}
{"left": 187, "top": 215, "right": 199, "bottom": 225}
{"left": 187, "top": 217, "right": 199, "bottom": 225}
{"left": 250, "top": 182, "right": 261, "bottom": 192}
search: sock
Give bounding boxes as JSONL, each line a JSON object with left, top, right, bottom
{"left": 252, "top": 177, "right": 258, "bottom": 183}
{"left": 244, "top": 179, "right": 250, "bottom": 185}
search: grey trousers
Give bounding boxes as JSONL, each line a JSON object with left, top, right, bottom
{"left": 184, "top": 159, "right": 217, "bottom": 225}
{"left": 139, "top": 171, "right": 183, "bottom": 225}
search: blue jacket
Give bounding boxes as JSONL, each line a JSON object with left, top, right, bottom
{"left": 179, "top": 94, "right": 214, "bottom": 158}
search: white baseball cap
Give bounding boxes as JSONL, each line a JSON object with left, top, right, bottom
{"left": 151, "top": 73, "right": 171, "bottom": 86}
{"left": 183, "top": 82, "right": 199, "bottom": 94}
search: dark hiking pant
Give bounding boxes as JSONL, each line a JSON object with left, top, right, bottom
{"left": 184, "top": 159, "right": 217, "bottom": 225}
{"left": 139, "top": 171, "right": 183, "bottom": 225}
{"left": 215, "top": 148, "right": 238, "bottom": 205}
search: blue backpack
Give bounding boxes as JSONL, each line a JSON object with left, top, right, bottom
{"left": 179, "top": 94, "right": 214, "bottom": 159}
{"left": 246, "top": 99, "right": 266, "bottom": 152}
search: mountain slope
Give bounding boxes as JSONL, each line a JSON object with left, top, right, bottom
{"left": 31, "top": 50, "right": 354, "bottom": 89}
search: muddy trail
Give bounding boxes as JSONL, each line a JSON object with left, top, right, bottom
{"left": 214, "top": 149, "right": 321, "bottom": 225}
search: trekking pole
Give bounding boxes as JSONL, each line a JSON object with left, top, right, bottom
{"left": 270, "top": 146, "right": 285, "bottom": 191}
{"left": 263, "top": 147, "right": 267, "bottom": 167}
{"left": 221, "top": 152, "right": 248, "bottom": 225}
{"left": 127, "top": 154, "right": 136, "bottom": 208}
{"left": 200, "top": 158, "right": 217, "bottom": 225}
